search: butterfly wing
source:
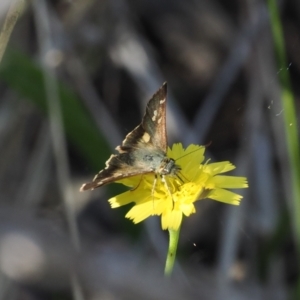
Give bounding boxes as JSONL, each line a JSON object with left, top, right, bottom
{"left": 118, "top": 82, "right": 167, "bottom": 153}
{"left": 80, "top": 153, "right": 152, "bottom": 191}
{"left": 80, "top": 83, "right": 168, "bottom": 191}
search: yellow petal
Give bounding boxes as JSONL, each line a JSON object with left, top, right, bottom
{"left": 204, "top": 161, "right": 236, "bottom": 175}
{"left": 208, "top": 188, "right": 243, "bottom": 205}
{"left": 208, "top": 175, "right": 248, "bottom": 188}
{"left": 109, "top": 188, "right": 149, "bottom": 208}
{"left": 179, "top": 203, "right": 196, "bottom": 216}
{"left": 161, "top": 209, "right": 182, "bottom": 230}
{"left": 126, "top": 201, "right": 157, "bottom": 223}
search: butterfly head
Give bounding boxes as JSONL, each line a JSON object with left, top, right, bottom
{"left": 158, "top": 157, "right": 181, "bottom": 177}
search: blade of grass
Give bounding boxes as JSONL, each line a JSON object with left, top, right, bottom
{"left": 0, "top": 0, "right": 25, "bottom": 63}
{"left": 267, "top": 0, "right": 300, "bottom": 295}
{"left": 32, "top": 1, "right": 88, "bottom": 298}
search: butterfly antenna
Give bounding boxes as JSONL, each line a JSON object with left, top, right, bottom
{"left": 174, "top": 141, "right": 212, "bottom": 163}
{"left": 161, "top": 175, "right": 175, "bottom": 209}
{"left": 151, "top": 175, "right": 158, "bottom": 210}
{"left": 175, "top": 147, "right": 204, "bottom": 162}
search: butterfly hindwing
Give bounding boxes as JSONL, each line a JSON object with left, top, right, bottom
{"left": 80, "top": 153, "right": 152, "bottom": 191}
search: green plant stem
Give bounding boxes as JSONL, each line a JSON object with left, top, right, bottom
{"left": 0, "top": 0, "right": 25, "bottom": 63}
{"left": 164, "top": 226, "right": 181, "bottom": 276}
{"left": 267, "top": 0, "right": 300, "bottom": 253}
{"left": 267, "top": 1, "right": 300, "bottom": 298}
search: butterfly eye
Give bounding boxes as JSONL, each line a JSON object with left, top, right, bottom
{"left": 160, "top": 158, "right": 180, "bottom": 175}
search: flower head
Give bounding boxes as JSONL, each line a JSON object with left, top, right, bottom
{"left": 109, "top": 144, "right": 248, "bottom": 230}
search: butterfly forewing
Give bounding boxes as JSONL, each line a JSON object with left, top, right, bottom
{"left": 80, "top": 82, "right": 169, "bottom": 192}
{"left": 141, "top": 83, "right": 167, "bottom": 151}
{"left": 118, "top": 82, "right": 167, "bottom": 152}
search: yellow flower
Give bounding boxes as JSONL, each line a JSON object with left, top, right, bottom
{"left": 109, "top": 144, "right": 248, "bottom": 230}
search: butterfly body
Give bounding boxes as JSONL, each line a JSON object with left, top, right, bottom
{"left": 80, "top": 82, "right": 181, "bottom": 191}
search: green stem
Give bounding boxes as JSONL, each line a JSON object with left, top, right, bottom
{"left": 267, "top": 0, "right": 300, "bottom": 253}
{"left": 0, "top": 0, "right": 25, "bottom": 63}
{"left": 267, "top": 1, "right": 300, "bottom": 298}
{"left": 164, "top": 226, "right": 181, "bottom": 276}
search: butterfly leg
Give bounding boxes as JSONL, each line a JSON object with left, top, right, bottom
{"left": 175, "top": 172, "right": 186, "bottom": 183}
{"left": 151, "top": 175, "right": 157, "bottom": 196}
{"left": 130, "top": 175, "right": 144, "bottom": 191}
{"left": 161, "top": 175, "right": 174, "bottom": 209}
{"left": 151, "top": 175, "right": 158, "bottom": 210}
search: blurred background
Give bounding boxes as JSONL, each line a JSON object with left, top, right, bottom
{"left": 0, "top": 0, "right": 298, "bottom": 299}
